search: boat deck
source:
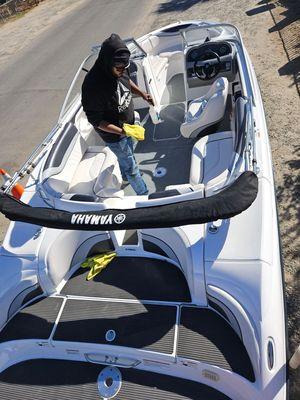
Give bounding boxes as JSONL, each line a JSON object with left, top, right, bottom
{"left": 125, "top": 107, "right": 197, "bottom": 195}
{"left": 61, "top": 256, "right": 191, "bottom": 301}
{"left": 0, "top": 359, "right": 232, "bottom": 400}
{"left": 0, "top": 257, "right": 255, "bottom": 398}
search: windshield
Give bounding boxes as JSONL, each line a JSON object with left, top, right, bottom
{"left": 182, "top": 23, "right": 242, "bottom": 47}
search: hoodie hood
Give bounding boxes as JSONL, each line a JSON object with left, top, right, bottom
{"left": 94, "top": 33, "right": 130, "bottom": 78}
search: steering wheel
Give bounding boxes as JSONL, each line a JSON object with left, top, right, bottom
{"left": 194, "top": 50, "right": 221, "bottom": 80}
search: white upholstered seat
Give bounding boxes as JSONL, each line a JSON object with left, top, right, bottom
{"left": 47, "top": 141, "right": 123, "bottom": 199}
{"left": 181, "top": 77, "right": 229, "bottom": 138}
{"left": 68, "top": 146, "right": 123, "bottom": 198}
{"left": 189, "top": 131, "right": 234, "bottom": 195}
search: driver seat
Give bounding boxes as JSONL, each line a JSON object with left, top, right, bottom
{"left": 180, "top": 77, "right": 229, "bottom": 138}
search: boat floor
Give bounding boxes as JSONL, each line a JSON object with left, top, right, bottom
{"left": 124, "top": 106, "right": 197, "bottom": 195}
{"left": 0, "top": 359, "right": 232, "bottom": 400}
{"left": 61, "top": 256, "right": 191, "bottom": 301}
{"left": 0, "top": 257, "right": 255, "bottom": 397}
{"left": 125, "top": 95, "right": 232, "bottom": 195}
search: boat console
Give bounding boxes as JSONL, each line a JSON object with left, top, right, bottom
{"left": 186, "top": 41, "right": 237, "bottom": 87}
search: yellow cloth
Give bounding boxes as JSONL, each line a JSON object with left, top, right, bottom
{"left": 123, "top": 123, "right": 145, "bottom": 141}
{"left": 81, "top": 252, "right": 116, "bottom": 281}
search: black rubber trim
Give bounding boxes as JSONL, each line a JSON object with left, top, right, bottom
{"left": 86, "top": 238, "right": 115, "bottom": 257}
{"left": 21, "top": 285, "right": 43, "bottom": 306}
{"left": 0, "top": 172, "right": 258, "bottom": 231}
{"left": 207, "top": 296, "right": 242, "bottom": 340}
{"left": 142, "top": 239, "right": 169, "bottom": 258}
{"left": 234, "top": 97, "right": 247, "bottom": 155}
{"left": 61, "top": 257, "right": 191, "bottom": 302}
{"left": 53, "top": 300, "right": 176, "bottom": 354}
{"left": 43, "top": 122, "right": 78, "bottom": 170}
{"left": 7, "top": 284, "right": 43, "bottom": 320}
{"left": 142, "top": 234, "right": 180, "bottom": 264}
{"left": 208, "top": 298, "right": 230, "bottom": 322}
{"left": 149, "top": 189, "right": 181, "bottom": 200}
{"left": 0, "top": 297, "right": 63, "bottom": 343}
{"left": 178, "top": 307, "right": 255, "bottom": 382}
{"left": 0, "top": 359, "right": 232, "bottom": 399}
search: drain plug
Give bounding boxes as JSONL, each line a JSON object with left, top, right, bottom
{"left": 97, "top": 366, "right": 122, "bottom": 399}
{"left": 154, "top": 167, "right": 167, "bottom": 178}
{"left": 105, "top": 329, "right": 116, "bottom": 342}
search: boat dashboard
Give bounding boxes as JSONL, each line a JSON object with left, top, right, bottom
{"left": 186, "top": 41, "right": 237, "bottom": 87}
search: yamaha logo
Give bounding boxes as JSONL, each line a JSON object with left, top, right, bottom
{"left": 71, "top": 212, "right": 126, "bottom": 226}
{"left": 114, "top": 213, "right": 126, "bottom": 224}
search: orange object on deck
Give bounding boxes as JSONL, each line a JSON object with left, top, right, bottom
{"left": 0, "top": 168, "right": 24, "bottom": 200}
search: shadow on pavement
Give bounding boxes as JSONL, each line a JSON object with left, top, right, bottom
{"left": 268, "top": 0, "right": 300, "bottom": 33}
{"left": 276, "top": 144, "right": 300, "bottom": 260}
{"left": 246, "top": 3, "right": 275, "bottom": 16}
{"left": 156, "top": 0, "right": 212, "bottom": 14}
{"left": 276, "top": 144, "right": 300, "bottom": 399}
{"left": 268, "top": 0, "right": 300, "bottom": 95}
{"left": 286, "top": 269, "right": 300, "bottom": 399}
{"left": 246, "top": 0, "right": 300, "bottom": 95}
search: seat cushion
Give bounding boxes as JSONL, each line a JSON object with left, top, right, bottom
{"left": 68, "top": 147, "right": 106, "bottom": 195}
{"left": 166, "top": 183, "right": 205, "bottom": 198}
{"left": 190, "top": 131, "right": 233, "bottom": 189}
{"left": 93, "top": 148, "right": 123, "bottom": 198}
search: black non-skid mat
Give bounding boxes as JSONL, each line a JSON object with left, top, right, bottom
{"left": 177, "top": 307, "right": 255, "bottom": 382}
{"left": 61, "top": 257, "right": 191, "bottom": 302}
{"left": 0, "top": 359, "right": 232, "bottom": 400}
{"left": 54, "top": 300, "right": 176, "bottom": 354}
{"left": 0, "top": 297, "right": 63, "bottom": 343}
{"left": 153, "top": 103, "right": 185, "bottom": 140}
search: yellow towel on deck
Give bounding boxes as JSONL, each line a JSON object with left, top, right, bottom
{"left": 81, "top": 252, "right": 116, "bottom": 281}
{"left": 123, "top": 123, "right": 145, "bottom": 141}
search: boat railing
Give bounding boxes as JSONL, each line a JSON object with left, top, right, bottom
{"left": 215, "top": 96, "right": 257, "bottom": 194}
{"left": 1, "top": 122, "right": 62, "bottom": 194}
{"left": 245, "top": 96, "right": 258, "bottom": 173}
{"left": 58, "top": 52, "right": 96, "bottom": 122}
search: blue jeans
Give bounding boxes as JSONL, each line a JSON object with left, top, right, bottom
{"left": 107, "top": 136, "right": 148, "bottom": 195}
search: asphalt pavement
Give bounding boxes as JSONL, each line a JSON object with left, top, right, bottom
{"left": 0, "top": 0, "right": 156, "bottom": 172}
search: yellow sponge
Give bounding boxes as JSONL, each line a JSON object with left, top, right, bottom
{"left": 123, "top": 123, "right": 145, "bottom": 141}
{"left": 81, "top": 252, "right": 117, "bottom": 281}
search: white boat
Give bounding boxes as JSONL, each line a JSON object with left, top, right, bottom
{"left": 0, "top": 21, "right": 288, "bottom": 399}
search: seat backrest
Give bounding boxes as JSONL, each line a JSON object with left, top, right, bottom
{"left": 140, "top": 34, "right": 183, "bottom": 56}
{"left": 189, "top": 131, "right": 233, "bottom": 190}
{"left": 180, "top": 77, "right": 229, "bottom": 138}
{"left": 143, "top": 50, "right": 186, "bottom": 124}
{"left": 93, "top": 147, "right": 123, "bottom": 199}
{"left": 75, "top": 107, "right": 104, "bottom": 146}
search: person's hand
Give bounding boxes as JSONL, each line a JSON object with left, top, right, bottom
{"left": 142, "top": 92, "right": 154, "bottom": 106}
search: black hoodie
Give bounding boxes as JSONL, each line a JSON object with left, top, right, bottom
{"left": 81, "top": 34, "right": 134, "bottom": 143}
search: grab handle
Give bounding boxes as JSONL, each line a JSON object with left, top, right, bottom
{"left": 85, "top": 352, "right": 140, "bottom": 368}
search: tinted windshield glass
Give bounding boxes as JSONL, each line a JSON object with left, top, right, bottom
{"left": 183, "top": 24, "right": 240, "bottom": 47}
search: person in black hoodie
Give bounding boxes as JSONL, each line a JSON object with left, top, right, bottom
{"left": 81, "top": 33, "right": 153, "bottom": 195}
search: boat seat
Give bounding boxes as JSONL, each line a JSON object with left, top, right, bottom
{"left": 180, "top": 77, "right": 229, "bottom": 138}
{"left": 67, "top": 146, "right": 123, "bottom": 199}
{"left": 44, "top": 124, "right": 123, "bottom": 199}
{"left": 189, "top": 131, "right": 234, "bottom": 195}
